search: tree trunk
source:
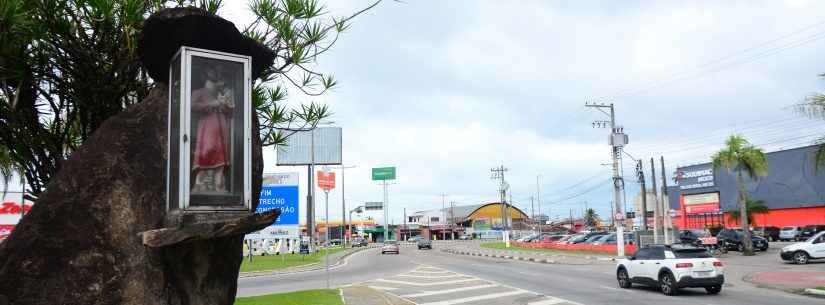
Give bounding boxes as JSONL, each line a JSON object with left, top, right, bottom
{"left": 0, "top": 86, "right": 265, "bottom": 305}
{"left": 736, "top": 171, "right": 755, "bottom": 256}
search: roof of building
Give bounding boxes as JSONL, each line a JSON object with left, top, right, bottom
{"left": 412, "top": 202, "right": 529, "bottom": 222}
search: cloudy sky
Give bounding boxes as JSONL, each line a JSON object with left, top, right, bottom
{"left": 220, "top": 1, "right": 825, "bottom": 226}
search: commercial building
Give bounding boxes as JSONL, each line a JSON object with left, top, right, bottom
{"left": 668, "top": 145, "right": 825, "bottom": 229}
{"left": 405, "top": 202, "right": 529, "bottom": 240}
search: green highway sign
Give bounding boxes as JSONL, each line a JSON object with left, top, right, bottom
{"left": 372, "top": 167, "right": 396, "bottom": 181}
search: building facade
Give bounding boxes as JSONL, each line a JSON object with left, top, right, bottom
{"left": 668, "top": 145, "right": 825, "bottom": 229}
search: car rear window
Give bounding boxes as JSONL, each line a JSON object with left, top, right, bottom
{"left": 781, "top": 227, "right": 795, "bottom": 231}
{"left": 673, "top": 249, "right": 711, "bottom": 258}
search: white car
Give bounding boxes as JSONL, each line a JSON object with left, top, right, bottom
{"left": 780, "top": 231, "right": 825, "bottom": 264}
{"left": 779, "top": 226, "right": 801, "bottom": 241}
{"left": 616, "top": 244, "right": 725, "bottom": 296}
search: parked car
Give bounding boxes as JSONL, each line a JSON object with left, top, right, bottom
{"left": 552, "top": 235, "right": 574, "bottom": 245}
{"left": 616, "top": 244, "right": 725, "bottom": 296}
{"left": 716, "top": 229, "right": 768, "bottom": 252}
{"left": 678, "top": 230, "right": 710, "bottom": 245}
{"left": 517, "top": 233, "right": 539, "bottom": 242}
{"left": 408, "top": 236, "right": 422, "bottom": 243}
{"left": 752, "top": 226, "right": 780, "bottom": 242}
{"left": 351, "top": 237, "right": 368, "bottom": 247}
{"left": 417, "top": 238, "right": 432, "bottom": 250}
{"left": 458, "top": 234, "right": 472, "bottom": 240}
{"left": 592, "top": 233, "right": 635, "bottom": 245}
{"left": 779, "top": 226, "right": 802, "bottom": 241}
{"left": 799, "top": 225, "right": 825, "bottom": 241}
{"left": 570, "top": 232, "right": 608, "bottom": 244}
{"left": 780, "top": 231, "right": 825, "bottom": 264}
{"left": 583, "top": 234, "right": 608, "bottom": 244}
{"left": 328, "top": 239, "right": 342, "bottom": 246}
{"left": 381, "top": 240, "right": 400, "bottom": 254}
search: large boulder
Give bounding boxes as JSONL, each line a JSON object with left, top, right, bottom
{"left": 0, "top": 85, "right": 265, "bottom": 305}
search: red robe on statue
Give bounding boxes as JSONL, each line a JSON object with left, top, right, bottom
{"left": 192, "top": 88, "right": 230, "bottom": 170}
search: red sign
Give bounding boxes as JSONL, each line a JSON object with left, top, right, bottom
{"left": 0, "top": 202, "right": 31, "bottom": 215}
{"left": 0, "top": 225, "right": 15, "bottom": 241}
{"left": 317, "top": 171, "right": 336, "bottom": 191}
{"left": 685, "top": 203, "right": 720, "bottom": 214}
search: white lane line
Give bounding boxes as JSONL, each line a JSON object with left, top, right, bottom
{"left": 400, "top": 284, "right": 499, "bottom": 298}
{"left": 528, "top": 298, "right": 567, "bottom": 305}
{"left": 599, "top": 285, "right": 621, "bottom": 291}
{"left": 416, "top": 290, "right": 529, "bottom": 305}
{"left": 375, "top": 278, "right": 480, "bottom": 287}
{"left": 398, "top": 274, "right": 463, "bottom": 279}
{"left": 367, "top": 285, "right": 400, "bottom": 291}
{"left": 411, "top": 270, "right": 452, "bottom": 274}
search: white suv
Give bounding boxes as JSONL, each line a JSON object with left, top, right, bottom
{"left": 780, "top": 231, "right": 825, "bottom": 264}
{"left": 616, "top": 244, "right": 725, "bottom": 296}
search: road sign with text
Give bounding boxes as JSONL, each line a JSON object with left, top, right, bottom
{"left": 371, "top": 167, "right": 396, "bottom": 181}
{"left": 317, "top": 171, "right": 336, "bottom": 191}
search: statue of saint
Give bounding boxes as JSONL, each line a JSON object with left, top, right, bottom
{"left": 191, "top": 67, "right": 234, "bottom": 193}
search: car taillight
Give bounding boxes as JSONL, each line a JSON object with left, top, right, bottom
{"left": 675, "top": 263, "right": 693, "bottom": 268}
{"left": 713, "top": 261, "right": 723, "bottom": 267}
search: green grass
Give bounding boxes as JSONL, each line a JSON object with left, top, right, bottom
{"left": 239, "top": 247, "right": 345, "bottom": 273}
{"left": 234, "top": 289, "right": 343, "bottom": 305}
{"left": 816, "top": 286, "right": 825, "bottom": 290}
{"left": 480, "top": 242, "right": 611, "bottom": 256}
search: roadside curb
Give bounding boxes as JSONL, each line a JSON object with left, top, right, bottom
{"left": 803, "top": 288, "right": 825, "bottom": 297}
{"left": 440, "top": 248, "right": 616, "bottom": 265}
{"left": 238, "top": 245, "right": 377, "bottom": 278}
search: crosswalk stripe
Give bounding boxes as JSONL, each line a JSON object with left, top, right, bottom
{"left": 375, "top": 278, "right": 479, "bottom": 286}
{"left": 528, "top": 297, "right": 568, "bottom": 305}
{"left": 400, "top": 284, "right": 499, "bottom": 298}
{"left": 416, "top": 290, "right": 530, "bottom": 305}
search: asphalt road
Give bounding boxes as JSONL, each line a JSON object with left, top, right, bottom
{"left": 237, "top": 243, "right": 824, "bottom": 305}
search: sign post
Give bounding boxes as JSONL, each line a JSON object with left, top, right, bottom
{"left": 317, "top": 169, "right": 335, "bottom": 289}
{"left": 371, "top": 167, "right": 396, "bottom": 241}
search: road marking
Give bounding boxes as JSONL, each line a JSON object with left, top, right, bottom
{"left": 375, "top": 278, "right": 480, "bottom": 286}
{"left": 416, "top": 290, "right": 529, "bottom": 305}
{"left": 367, "top": 285, "right": 399, "bottom": 291}
{"left": 400, "top": 284, "right": 499, "bottom": 298}
{"left": 398, "top": 274, "right": 463, "bottom": 279}
{"left": 528, "top": 298, "right": 568, "bottom": 305}
{"left": 410, "top": 270, "right": 452, "bottom": 274}
{"left": 598, "top": 285, "right": 620, "bottom": 291}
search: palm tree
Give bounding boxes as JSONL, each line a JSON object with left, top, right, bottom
{"left": 583, "top": 208, "right": 600, "bottom": 227}
{"left": 727, "top": 198, "right": 769, "bottom": 226}
{"left": 794, "top": 74, "right": 825, "bottom": 171}
{"left": 712, "top": 135, "right": 769, "bottom": 256}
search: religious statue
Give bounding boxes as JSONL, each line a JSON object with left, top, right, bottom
{"left": 191, "top": 67, "right": 234, "bottom": 193}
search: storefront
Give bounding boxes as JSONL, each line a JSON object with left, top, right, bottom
{"left": 669, "top": 145, "right": 825, "bottom": 229}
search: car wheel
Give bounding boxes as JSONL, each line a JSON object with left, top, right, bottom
{"left": 793, "top": 251, "right": 810, "bottom": 264}
{"left": 617, "top": 268, "right": 632, "bottom": 288}
{"left": 659, "top": 272, "right": 678, "bottom": 296}
{"left": 705, "top": 285, "right": 722, "bottom": 295}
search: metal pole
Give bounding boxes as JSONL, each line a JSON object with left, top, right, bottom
{"left": 661, "top": 156, "right": 672, "bottom": 244}
{"left": 537, "top": 175, "right": 542, "bottom": 234}
{"left": 324, "top": 190, "right": 330, "bottom": 289}
{"left": 403, "top": 207, "right": 407, "bottom": 241}
{"left": 442, "top": 194, "right": 446, "bottom": 240}
{"left": 650, "top": 158, "right": 660, "bottom": 244}
{"left": 638, "top": 160, "right": 648, "bottom": 231}
{"left": 383, "top": 180, "right": 389, "bottom": 241}
{"left": 308, "top": 128, "right": 315, "bottom": 252}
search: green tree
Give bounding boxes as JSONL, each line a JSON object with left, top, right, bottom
{"left": 583, "top": 208, "right": 600, "bottom": 227}
{"left": 727, "top": 197, "right": 769, "bottom": 226}
{"left": 0, "top": 0, "right": 383, "bottom": 197}
{"left": 712, "top": 135, "right": 768, "bottom": 256}
{"left": 794, "top": 73, "right": 825, "bottom": 171}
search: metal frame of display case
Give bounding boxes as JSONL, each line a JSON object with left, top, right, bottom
{"left": 167, "top": 46, "right": 252, "bottom": 212}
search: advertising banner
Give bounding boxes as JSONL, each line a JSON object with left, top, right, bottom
{"left": 317, "top": 170, "right": 335, "bottom": 191}
{"left": 683, "top": 192, "right": 720, "bottom": 214}
{"left": 0, "top": 224, "right": 14, "bottom": 241}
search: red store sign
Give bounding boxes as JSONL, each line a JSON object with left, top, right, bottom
{"left": 0, "top": 202, "right": 31, "bottom": 215}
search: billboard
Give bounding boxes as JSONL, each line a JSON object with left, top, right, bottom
{"left": 317, "top": 171, "right": 336, "bottom": 191}
{"left": 276, "top": 127, "right": 342, "bottom": 165}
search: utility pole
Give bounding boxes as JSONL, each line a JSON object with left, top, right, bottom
{"left": 441, "top": 194, "right": 447, "bottom": 240}
{"left": 331, "top": 165, "right": 356, "bottom": 246}
{"left": 536, "top": 175, "right": 541, "bottom": 234}
{"left": 586, "top": 102, "right": 628, "bottom": 257}
{"left": 450, "top": 201, "right": 455, "bottom": 240}
{"left": 650, "top": 158, "right": 660, "bottom": 243}
{"left": 530, "top": 196, "right": 535, "bottom": 233}
{"left": 383, "top": 180, "right": 389, "bottom": 241}
{"left": 307, "top": 129, "right": 316, "bottom": 253}
{"left": 661, "top": 156, "right": 672, "bottom": 244}
{"left": 491, "top": 165, "right": 509, "bottom": 247}
{"left": 636, "top": 160, "right": 648, "bottom": 231}
{"left": 403, "top": 207, "right": 407, "bottom": 241}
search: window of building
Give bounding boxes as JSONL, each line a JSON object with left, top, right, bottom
{"left": 430, "top": 217, "right": 440, "bottom": 222}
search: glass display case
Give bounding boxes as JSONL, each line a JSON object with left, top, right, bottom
{"left": 167, "top": 46, "right": 252, "bottom": 212}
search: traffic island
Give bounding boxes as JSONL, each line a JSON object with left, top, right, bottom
{"left": 744, "top": 271, "right": 825, "bottom": 297}
{"left": 235, "top": 289, "right": 344, "bottom": 305}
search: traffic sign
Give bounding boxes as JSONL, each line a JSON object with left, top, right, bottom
{"left": 371, "top": 167, "right": 396, "bottom": 181}
{"left": 614, "top": 212, "right": 624, "bottom": 221}
{"left": 317, "top": 170, "right": 336, "bottom": 191}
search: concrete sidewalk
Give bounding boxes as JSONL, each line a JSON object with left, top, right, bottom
{"left": 341, "top": 285, "right": 414, "bottom": 305}
{"left": 745, "top": 271, "right": 825, "bottom": 296}
{"left": 440, "top": 243, "right": 617, "bottom": 265}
